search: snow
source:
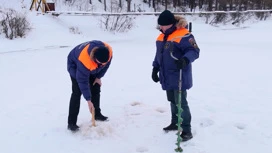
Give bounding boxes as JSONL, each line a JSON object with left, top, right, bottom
{"left": 1, "top": 1, "right": 272, "bottom": 153}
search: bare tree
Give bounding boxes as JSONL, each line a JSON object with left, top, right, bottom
{"left": 65, "top": 0, "right": 272, "bottom": 12}
{"left": 100, "top": 4, "right": 135, "bottom": 33}
{"left": 0, "top": 9, "right": 31, "bottom": 39}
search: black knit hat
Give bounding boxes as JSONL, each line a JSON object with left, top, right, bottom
{"left": 158, "top": 10, "right": 176, "bottom": 26}
{"left": 94, "top": 46, "right": 109, "bottom": 63}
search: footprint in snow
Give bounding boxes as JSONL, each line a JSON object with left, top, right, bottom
{"left": 155, "top": 107, "right": 166, "bottom": 113}
{"left": 199, "top": 119, "right": 214, "bottom": 127}
{"left": 130, "top": 113, "right": 141, "bottom": 116}
{"left": 234, "top": 123, "right": 246, "bottom": 130}
{"left": 130, "top": 101, "right": 142, "bottom": 106}
{"left": 136, "top": 146, "right": 149, "bottom": 152}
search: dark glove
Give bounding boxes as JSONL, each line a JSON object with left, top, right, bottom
{"left": 175, "top": 57, "right": 189, "bottom": 69}
{"left": 152, "top": 67, "right": 160, "bottom": 83}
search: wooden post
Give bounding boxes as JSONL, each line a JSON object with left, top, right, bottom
{"left": 36, "top": 0, "right": 43, "bottom": 11}
{"left": 43, "top": 0, "right": 51, "bottom": 12}
{"left": 30, "top": 0, "right": 38, "bottom": 10}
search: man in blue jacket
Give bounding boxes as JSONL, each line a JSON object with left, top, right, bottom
{"left": 152, "top": 10, "right": 200, "bottom": 141}
{"left": 67, "top": 40, "right": 113, "bottom": 132}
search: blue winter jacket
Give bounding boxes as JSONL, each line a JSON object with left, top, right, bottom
{"left": 153, "top": 26, "right": 200, "bottom": 90}
{"left": 67, "top": 40, "right": 112, "bottom": 101}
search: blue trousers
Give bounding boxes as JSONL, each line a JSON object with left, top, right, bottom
{"left": 166, "top": 90, "right": 192, "bottom": 133}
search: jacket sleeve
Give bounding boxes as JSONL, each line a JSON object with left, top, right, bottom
{"left": 152, "top": 42, "right": 160, "bottom": 68}
{"left": 96, "top": 58, "right": 112, "bottom": 79}
{"left": 180, "top": 35, "right": 200, "bottom": 63}
{"left": 152, "top": 55, "right": 160, "bottom": 68}
{"left": 76, "top": 61, "right": 91, "bottom": 101}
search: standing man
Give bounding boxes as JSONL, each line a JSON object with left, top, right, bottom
{"left": 152, "top": 10, "right": 200, "bottom": 141}
{"left": 67, "top": 40, "right": 113, "bottom": 132}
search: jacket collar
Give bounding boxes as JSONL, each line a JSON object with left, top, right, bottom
{"left": 160, "top": 25, "right": 177, "bottom": 36}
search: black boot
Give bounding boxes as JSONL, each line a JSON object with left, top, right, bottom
{"left": 95, "top": 113, "right": 108, "bottom": 121}
{"left": 90, "top": 82, "right": 109, "bottom": 121}
{"left": 181, "top": 131, "right": 193, "bottom": 141}
{"left": 163, "top": 123, "right": 178, "bottom": 131}
{"left": 67, "top": 124, "right": 80, "bottom": 132}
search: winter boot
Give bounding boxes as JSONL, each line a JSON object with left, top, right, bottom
{"left": 181, "top": 131, "right": 193, "bottom": 141}
{"left": 95, "top": 113, "right": 108, "bottom": 121}
{"left": 163, "top": 123, "right": 178, "bottom": 131}
{"left": 67, "top": 124, "right": 80, "bottom": 132}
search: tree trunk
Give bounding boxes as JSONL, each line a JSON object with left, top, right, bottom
{"left": 215, "top": 0, "right": 218, "bottom": 11}
{"left": 198, "top": 0, "right": 202, "bottom": 9}
{"left": 173, "top": 0, "right": 177, "bottom": 8}
{"left": 230, "top": 0, "right": 233, "bottom": 11}
{"left": 177, "top": 0, "right": 181, "bottom": 7}
{"left": 189, "top": 0, "right": 195, "bottom": 12}
{"left": 208, "top": 0, "right": 213, "bottom": 11}
{"left": 127, "top": 0, "right": 131, "bottom": 12}
{"left": 104, "top": 0, "right": 107, "bottom": 11}
{"left": 153, "top": 0, "right": 156, "bottom": 11}
{"left": 119, "top": 0, "right": 122, "bottom": 8}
